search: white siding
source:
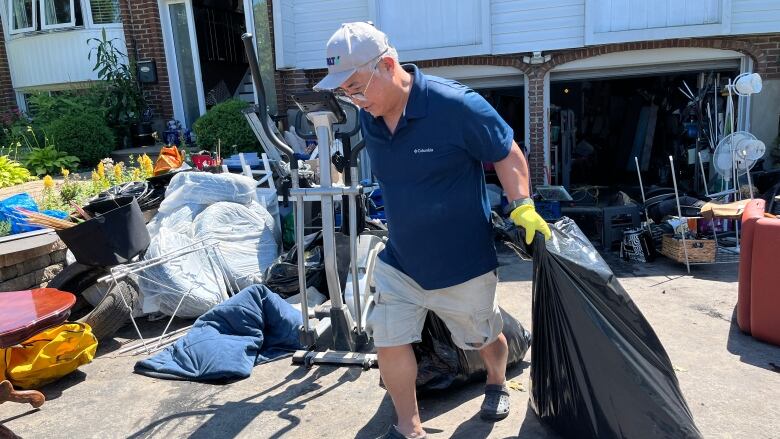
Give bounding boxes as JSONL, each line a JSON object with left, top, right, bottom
{"left": 732, "top": 0, "right": 780, "bottom": 34}
{"left": 275, "top": 0, "right": 780, "bottom": 70}
{"left": 376, "top": 0, "right": 490, "bottom": 60}
{"left": 276, "top": 0, "right": 297, "bottom": 67}
{"left": 585, "top": 0, "right": 731, "bottom": 45}
{"left": 491, "top": 0, "right": 585, "bottom": 54}
{"left": 6, "top": 28, "right": 127, "bottom": 90}
{"left": 290, "top": 0, "right": 369, "bottom": 70}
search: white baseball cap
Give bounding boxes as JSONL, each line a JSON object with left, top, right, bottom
{"left": 313, "top": 22, "right": 391, "bottom": 91}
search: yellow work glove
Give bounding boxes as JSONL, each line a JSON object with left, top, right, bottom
{"left": 509, "top": 204, "right": 552, "bottom": 245}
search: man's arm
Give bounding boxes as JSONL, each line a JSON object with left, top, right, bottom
{"left": 492, "top": 141, "right": 551, "bottom": 244}
{"left": 493, "top": 141, "right": 530, "bottom": 201}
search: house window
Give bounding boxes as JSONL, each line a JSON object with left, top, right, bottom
{"left": 89, "top": 0, "right": 120, "bottom": 24}
{"left": 40, "top": 0, "right": 75, "bottom": 29}
{"left": 8, "top": 0, "right": 37, "bottom": 34}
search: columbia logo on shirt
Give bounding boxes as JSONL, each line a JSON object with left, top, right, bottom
{"left": 413, "top": 148, "right": 434, "bottom": 154}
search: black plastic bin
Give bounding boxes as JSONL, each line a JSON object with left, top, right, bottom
{"left": 57, "top": 196, "right": 150, "bottom": 267}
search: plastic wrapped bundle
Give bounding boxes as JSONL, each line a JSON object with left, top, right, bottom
{"left": 146, "top": 203, "right": 203, "bottom": 237}
{"left": 529, "top": 218, "right": 701, "bottom": 439}
{"left": 158, "top": 172, "right": 258, "bottom": 215}
{"left": 192, "top": 202, "right": 279, "bottom": 289}
{"left": 139, "top": 228, "right": 228, "bottom": 318}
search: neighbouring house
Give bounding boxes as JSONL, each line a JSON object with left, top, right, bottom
{"left": 0, "top": 0, "right": 278, "bottom": 132}
{"left": 1, "top": 0, "right": 779, "bottom": 188}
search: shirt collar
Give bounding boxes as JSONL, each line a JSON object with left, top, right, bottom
{"left": 402, "top": 64, "right": 428, "bottom": 120}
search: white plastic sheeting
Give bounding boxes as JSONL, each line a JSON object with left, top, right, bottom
{"left": 139, "top": 172, "right": 279, "bottom": 318}
{"left": 192, "top": 202, "right": 278, "bottom": 289}
{"left": 139, "top": 228, "right": 229, "bottom": 318}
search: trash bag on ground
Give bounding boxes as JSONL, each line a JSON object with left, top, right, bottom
{"left": 192, "top": 201, "right": 279, "bottom": 289}
{"left": 264, "top": 232, "right": 326, "bottom": 298}
{"left": 528, "top": 217, "right": 701, "bottom": 439}
{"left": 414, "top": 308, "right": 531, "bottom": 394}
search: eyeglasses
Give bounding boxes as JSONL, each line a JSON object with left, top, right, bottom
{"left": 334, "top": 61, "right": 379, "bottom": 102}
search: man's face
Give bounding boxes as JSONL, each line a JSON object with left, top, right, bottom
{"left": 337, "top": 60, "right": 388, "bottom": 117}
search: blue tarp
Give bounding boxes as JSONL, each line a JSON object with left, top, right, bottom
{"left": 134, "top": 285, "right": 302, "bottom": 381}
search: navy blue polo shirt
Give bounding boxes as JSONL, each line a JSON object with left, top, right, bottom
{"left": 361, "top": 64, "right": 513, "bottom": 290}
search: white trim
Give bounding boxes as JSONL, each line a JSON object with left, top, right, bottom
{"left": 584, "top": 0, "right": 732, "bottom": 46}
{"left": 422, "top": 65, "right": 523, "bottom": 89}
{"left": 40, "top": 0, "right": 76, "bottom": 30}
{"left": 183, "top": 0, "right": 205, "bottom": 117}
{"left": 243, "top": 0, "right": 258, "bottom": 105}
{"left": 270, "top": 0, "right": 286, "bottom": 69}
{"left": 737, "top": 56, "right": 753, "bottom": 133}
{"left": 7, "top": 0, "right": 37, "bottom": 34}
{"left": 552, "top": 48, "right": 742, "bottom": 73}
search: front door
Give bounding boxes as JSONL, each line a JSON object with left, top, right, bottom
{"left": 160, "top": 0, "right": 206, "bottom": 129}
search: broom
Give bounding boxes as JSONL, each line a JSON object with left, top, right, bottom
{"left": 15, "top": 208, "right": 76, "bottom": 230}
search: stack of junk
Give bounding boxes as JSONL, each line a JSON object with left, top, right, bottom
{"left": 139, "top": 172, "right": 280, "bottom": 318}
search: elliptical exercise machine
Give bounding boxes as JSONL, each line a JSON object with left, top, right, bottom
{"left": 242, "top": 34, "right": 381, "bottom": 369}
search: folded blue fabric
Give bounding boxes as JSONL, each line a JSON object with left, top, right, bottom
{"left": 135, "top": 284, "right": 302, "bottom": 381}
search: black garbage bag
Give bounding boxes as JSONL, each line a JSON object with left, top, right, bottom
{"left": 528, "top": 217, "right": 701, "bottom": 439}
{"left": 264, "top": 232, "right": 326, "bottom": 298}
{"left": 414, "top": 308, "right": 531, "bottom": 394}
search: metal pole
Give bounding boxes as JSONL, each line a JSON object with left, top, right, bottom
{"left": 292, "top": 166, "right": 310, "bottom": 334}
{"left": 635, "top": 157, "right": 650, "bottom": 230}
{"left": 669, "top": 156, "right": 691, "bottom": 273}
{"left": 698, "top": 151, "right": 710, "bottom": 198}
{"left": 349, "top": 168, "right": 362, "bottom": 334}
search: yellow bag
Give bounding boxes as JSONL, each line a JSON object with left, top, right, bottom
{"left": 0, "top": 322, "right": 98, "bottom": 389}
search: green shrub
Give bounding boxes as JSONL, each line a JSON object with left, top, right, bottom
{"left": 24, "top": 145, "right": 79, "bottom": 176}
{"left": 192, "top": 99, "right": 257, "bottom": 152}
{"left": 27, "top": 87, "right": 107, "bottom": 127}
{"left": 45, "top": 113, "right": 116, "bottom": 166}
{"left": 0, "top": 155, "right": 35, "bottom": 188}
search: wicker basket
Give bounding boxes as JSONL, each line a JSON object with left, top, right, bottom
{"left": 660, "top": 235, "right": 717, "bottom": 263}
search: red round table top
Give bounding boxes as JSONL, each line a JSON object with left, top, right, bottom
{"left": 0, "top": 288, "right": 76, "bottom": 348}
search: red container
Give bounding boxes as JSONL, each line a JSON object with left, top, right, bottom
{"left": 191, "top": 154, "right": 214, "bottom": 170}
{"left": 749, "top": 217, "right": 780, "bottom": 346}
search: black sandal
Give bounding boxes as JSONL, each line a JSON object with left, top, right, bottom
{"left": 480, "top": 384, "right": 511, "bottom": 421}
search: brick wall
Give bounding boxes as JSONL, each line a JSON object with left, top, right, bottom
{"left": 0, "top": 19, "right": 17, "bottom": 113}
{"left": 119, "top": 0, "right": 173, "bottom": 121}
{"left": 278, "top": 33, "right": 780, "bottom": 185}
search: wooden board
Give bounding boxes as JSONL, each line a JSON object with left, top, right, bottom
{"left": 0, "top": 288, "right": 75, "bottom": 348}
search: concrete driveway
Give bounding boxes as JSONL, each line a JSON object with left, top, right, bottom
{"left": 2, "top": 250, "right": 779, "bottom": 438}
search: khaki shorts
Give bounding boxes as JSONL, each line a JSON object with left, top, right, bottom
{"left": 366, "top": 258, "right": 503, "bottom": 350}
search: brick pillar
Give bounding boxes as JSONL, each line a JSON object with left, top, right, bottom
{"left": 0, "top": 19, "right": 17, "bottom": 112}
{"left": 525, "top": 66, "right": 547, "bottom": 187}
{"left": 119, "top": 0, "right": 173, "bottom": 121}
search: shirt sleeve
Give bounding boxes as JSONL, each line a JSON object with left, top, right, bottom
{"left": 459, "top": 89, "right": 514, "bottom": 163}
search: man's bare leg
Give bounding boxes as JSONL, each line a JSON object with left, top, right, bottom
{"left": 377, "top": 345, "right": 425, "bottom": 437}
{"left": 478, "top": 333, "right": 509, "bottom": 385}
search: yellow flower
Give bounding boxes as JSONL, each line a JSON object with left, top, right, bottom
{"left": 114, "top": 162, "right": 123, "bottom": 180}
{"left": 97, "top": 162, "right": 105, "bottom": 179}
{"left": 61, "top": 168, "right": 70, "bottom": 178}
{"left": 26, "top": 126, "right": 33, "bottom": 133}
{"left": 92, "top": 171, "right": 100, "bottom": 182}
{"left": 43, "top": 175, "right": 54, "bottom": 189}
{"left": 132, "top": 168, "right": 141, "bottom": 181}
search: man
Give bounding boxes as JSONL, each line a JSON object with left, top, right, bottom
{"left": 314, "top": 22, "right": 551, "bottom": 439}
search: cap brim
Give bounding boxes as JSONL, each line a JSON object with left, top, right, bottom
{"left": 313, "top": 68, "right": 355, "bottom": 91}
